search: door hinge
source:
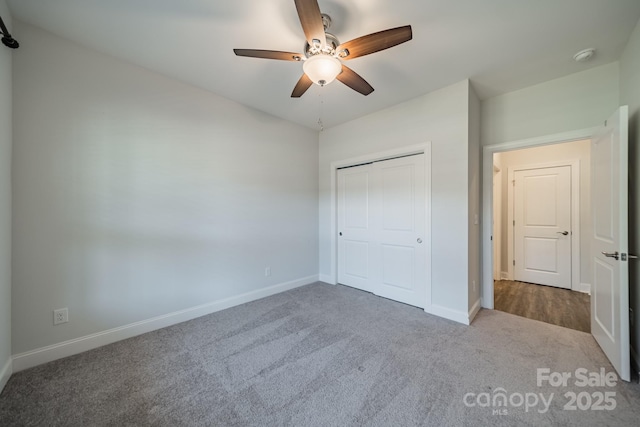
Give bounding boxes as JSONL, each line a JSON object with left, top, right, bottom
{"left": 513, "top": 259, "right": 515, "bottom": 266}
{"left": 605, "top": 119, "right": 608, "bottom": 127}
{"left": 512, "top": 180, "right": 515, "bottom": 186}
{"left": 513, "top": 220, "right": 515, "bottom": 226}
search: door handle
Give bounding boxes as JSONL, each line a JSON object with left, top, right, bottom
{"left": 556, "top": 231, "right": 569, "bottom": 236}
{"left": 602, "top": 251, "right": 619, "bottom": 260}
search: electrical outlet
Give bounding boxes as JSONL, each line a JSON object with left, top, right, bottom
{"left": 54, "top": 308, "right": 68, "bottom": 325}
{"left": 265, "top": 267, "right": 271, "bottom": 277}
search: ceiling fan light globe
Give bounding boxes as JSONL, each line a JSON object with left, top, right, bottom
{"left": 303, "top": 54, "right": 342, "bottom": 86}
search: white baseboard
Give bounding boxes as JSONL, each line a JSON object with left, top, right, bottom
{"left": 12, "top": 275, "right": 318, "bottom": 372}
{"left": 319, "top": 274, "right": 336, "bottom": 285}
{"left": 574, "top": 282, "right": 591, "bottom": 294}
{"left": 468, "top": 299, "right": 481, "bottom": 323}
{"left": 424, "top": 304, "right": 472, "bottom": 325}
{"left": 500, "top": 271, "right": 509, "bottom": 280}
{"left": 0, "top": 357, "right": 11, "bottom": 393}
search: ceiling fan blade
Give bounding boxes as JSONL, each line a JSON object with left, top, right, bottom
{"left": 337, "top": 25, "right": 412, "bottom": 60}
{"left": 233, "top": 49, "right": 303, "bottom": 61}
{"left": 336, "top": 65, "right": 374, "bottom": 96}
{"left": 291, "top": 73, "right": 313, "bottom": 98}
{"left": 294, "top": 0, "right": 326, "bottom": 47}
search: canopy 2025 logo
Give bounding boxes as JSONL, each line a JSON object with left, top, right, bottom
{"left": 537, "top": 368, "right": 617, "bottom": 411}
{"left": 463, "top": 368, "right": 618, "bottom": 415}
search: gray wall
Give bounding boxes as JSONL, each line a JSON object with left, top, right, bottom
{"left": 319, "top": 80, "right": 473, "bottom": 317}
{"left": 620, "top": 17, "right": 640, "bottom": 365}
{"left": 481, "top": 63, "right": 619, "bottom": 146}
{"left": 0, "top": 0, "right": 13, "bottom": 390}
{"left": 11, "top": 22, "right": 319, "bottom": 354}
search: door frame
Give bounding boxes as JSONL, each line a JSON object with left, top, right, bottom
{"left": 493, "top": 164, "right": 502, "bottom": 281}
{"left": 506, "top": 160, "right": 580, "bottom": 291}
{"left": 482, "top": 128, "right": 597, "bottom": 309}
{"left": 328, "top": 142, "right": 432, "bottom": 308}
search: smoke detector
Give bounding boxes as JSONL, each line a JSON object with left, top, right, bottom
{"left": 573, "top": 48, "right": 595, "bottom": 62}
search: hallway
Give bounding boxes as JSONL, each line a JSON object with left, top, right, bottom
{"left": 494, "top": 280, "right": 590, "bottom": 332}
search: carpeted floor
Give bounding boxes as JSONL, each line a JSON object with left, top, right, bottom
{"left": 1, "top": 282, "right": 639, "bottom": 426}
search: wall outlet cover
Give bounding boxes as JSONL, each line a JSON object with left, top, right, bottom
{"left": 54, "top": 308, "right": 69, "bottom": 325}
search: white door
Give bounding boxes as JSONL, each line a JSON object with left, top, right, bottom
{"left": 337, "top": 164, "right": 373, "bottom": 292}
{"left": 514, "top": 166, "right": 572, "bottom": 288}
{"left": 372, "top": 155, "right": 426, "bottom": 307}
{"left": 337, "top": 154, "right": 426, "bottom": 308}
{"left": 591, "top": 106, "right": 630, "bottom": 382}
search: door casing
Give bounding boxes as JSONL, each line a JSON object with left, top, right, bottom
{"left": 482, "top": 128, "right": 597, "bottom": 309}
{"left": 493, "top": 164, "right": 502, "bottom": 281}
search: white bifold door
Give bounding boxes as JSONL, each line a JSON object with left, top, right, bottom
{"left": 337, "top": 154, "right": 426, "bottom": 308}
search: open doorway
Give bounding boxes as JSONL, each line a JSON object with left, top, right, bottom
{"left": 482, "top": 109, "right": 630, "bottom": 381}
{"left": 492, "top": 139, "right": 591, "bottom": 332}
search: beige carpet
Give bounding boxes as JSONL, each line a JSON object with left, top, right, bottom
{"left": 1, "top": 282, "right": 639, "bottom": 426}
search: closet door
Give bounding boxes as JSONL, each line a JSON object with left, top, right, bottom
{"left": 337, "top": 154, "right": 426, "bottom": 308}
{"left": 372, "top": 154, "right": 426, "bottom": 308}
{"left": 337, "top": 164, "right": 374, "bottom": 292}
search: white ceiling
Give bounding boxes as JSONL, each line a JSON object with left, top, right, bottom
{"left": 6, "top": 0, "right": 640, "bottom": 130}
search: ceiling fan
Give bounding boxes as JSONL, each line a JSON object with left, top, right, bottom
{"left": 233, "top": 0, "right": 412, "bottom": 98}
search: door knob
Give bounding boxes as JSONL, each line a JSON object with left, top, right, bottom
{"left": 556, "top": 231, "right": 569, "bottom": 236}
{"left": 417, "top": 238, "right": 422, "bottom": 244}
{"left": 602, "top": 251, "right": 619, "bottom": 260}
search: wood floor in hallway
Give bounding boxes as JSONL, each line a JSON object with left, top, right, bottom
{"left": 493, "top": 280, "right": 590, "bottom": 332}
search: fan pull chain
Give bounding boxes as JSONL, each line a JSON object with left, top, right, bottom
{"left": 317, "top": 86, "right": 324, "bottom": 132}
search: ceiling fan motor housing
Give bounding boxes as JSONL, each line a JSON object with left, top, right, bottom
{"left": 304, "top": 32, "right": 340, "bottom": 58}
{"left": 232, "top": 0, "right": 412, "bottom": 97}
